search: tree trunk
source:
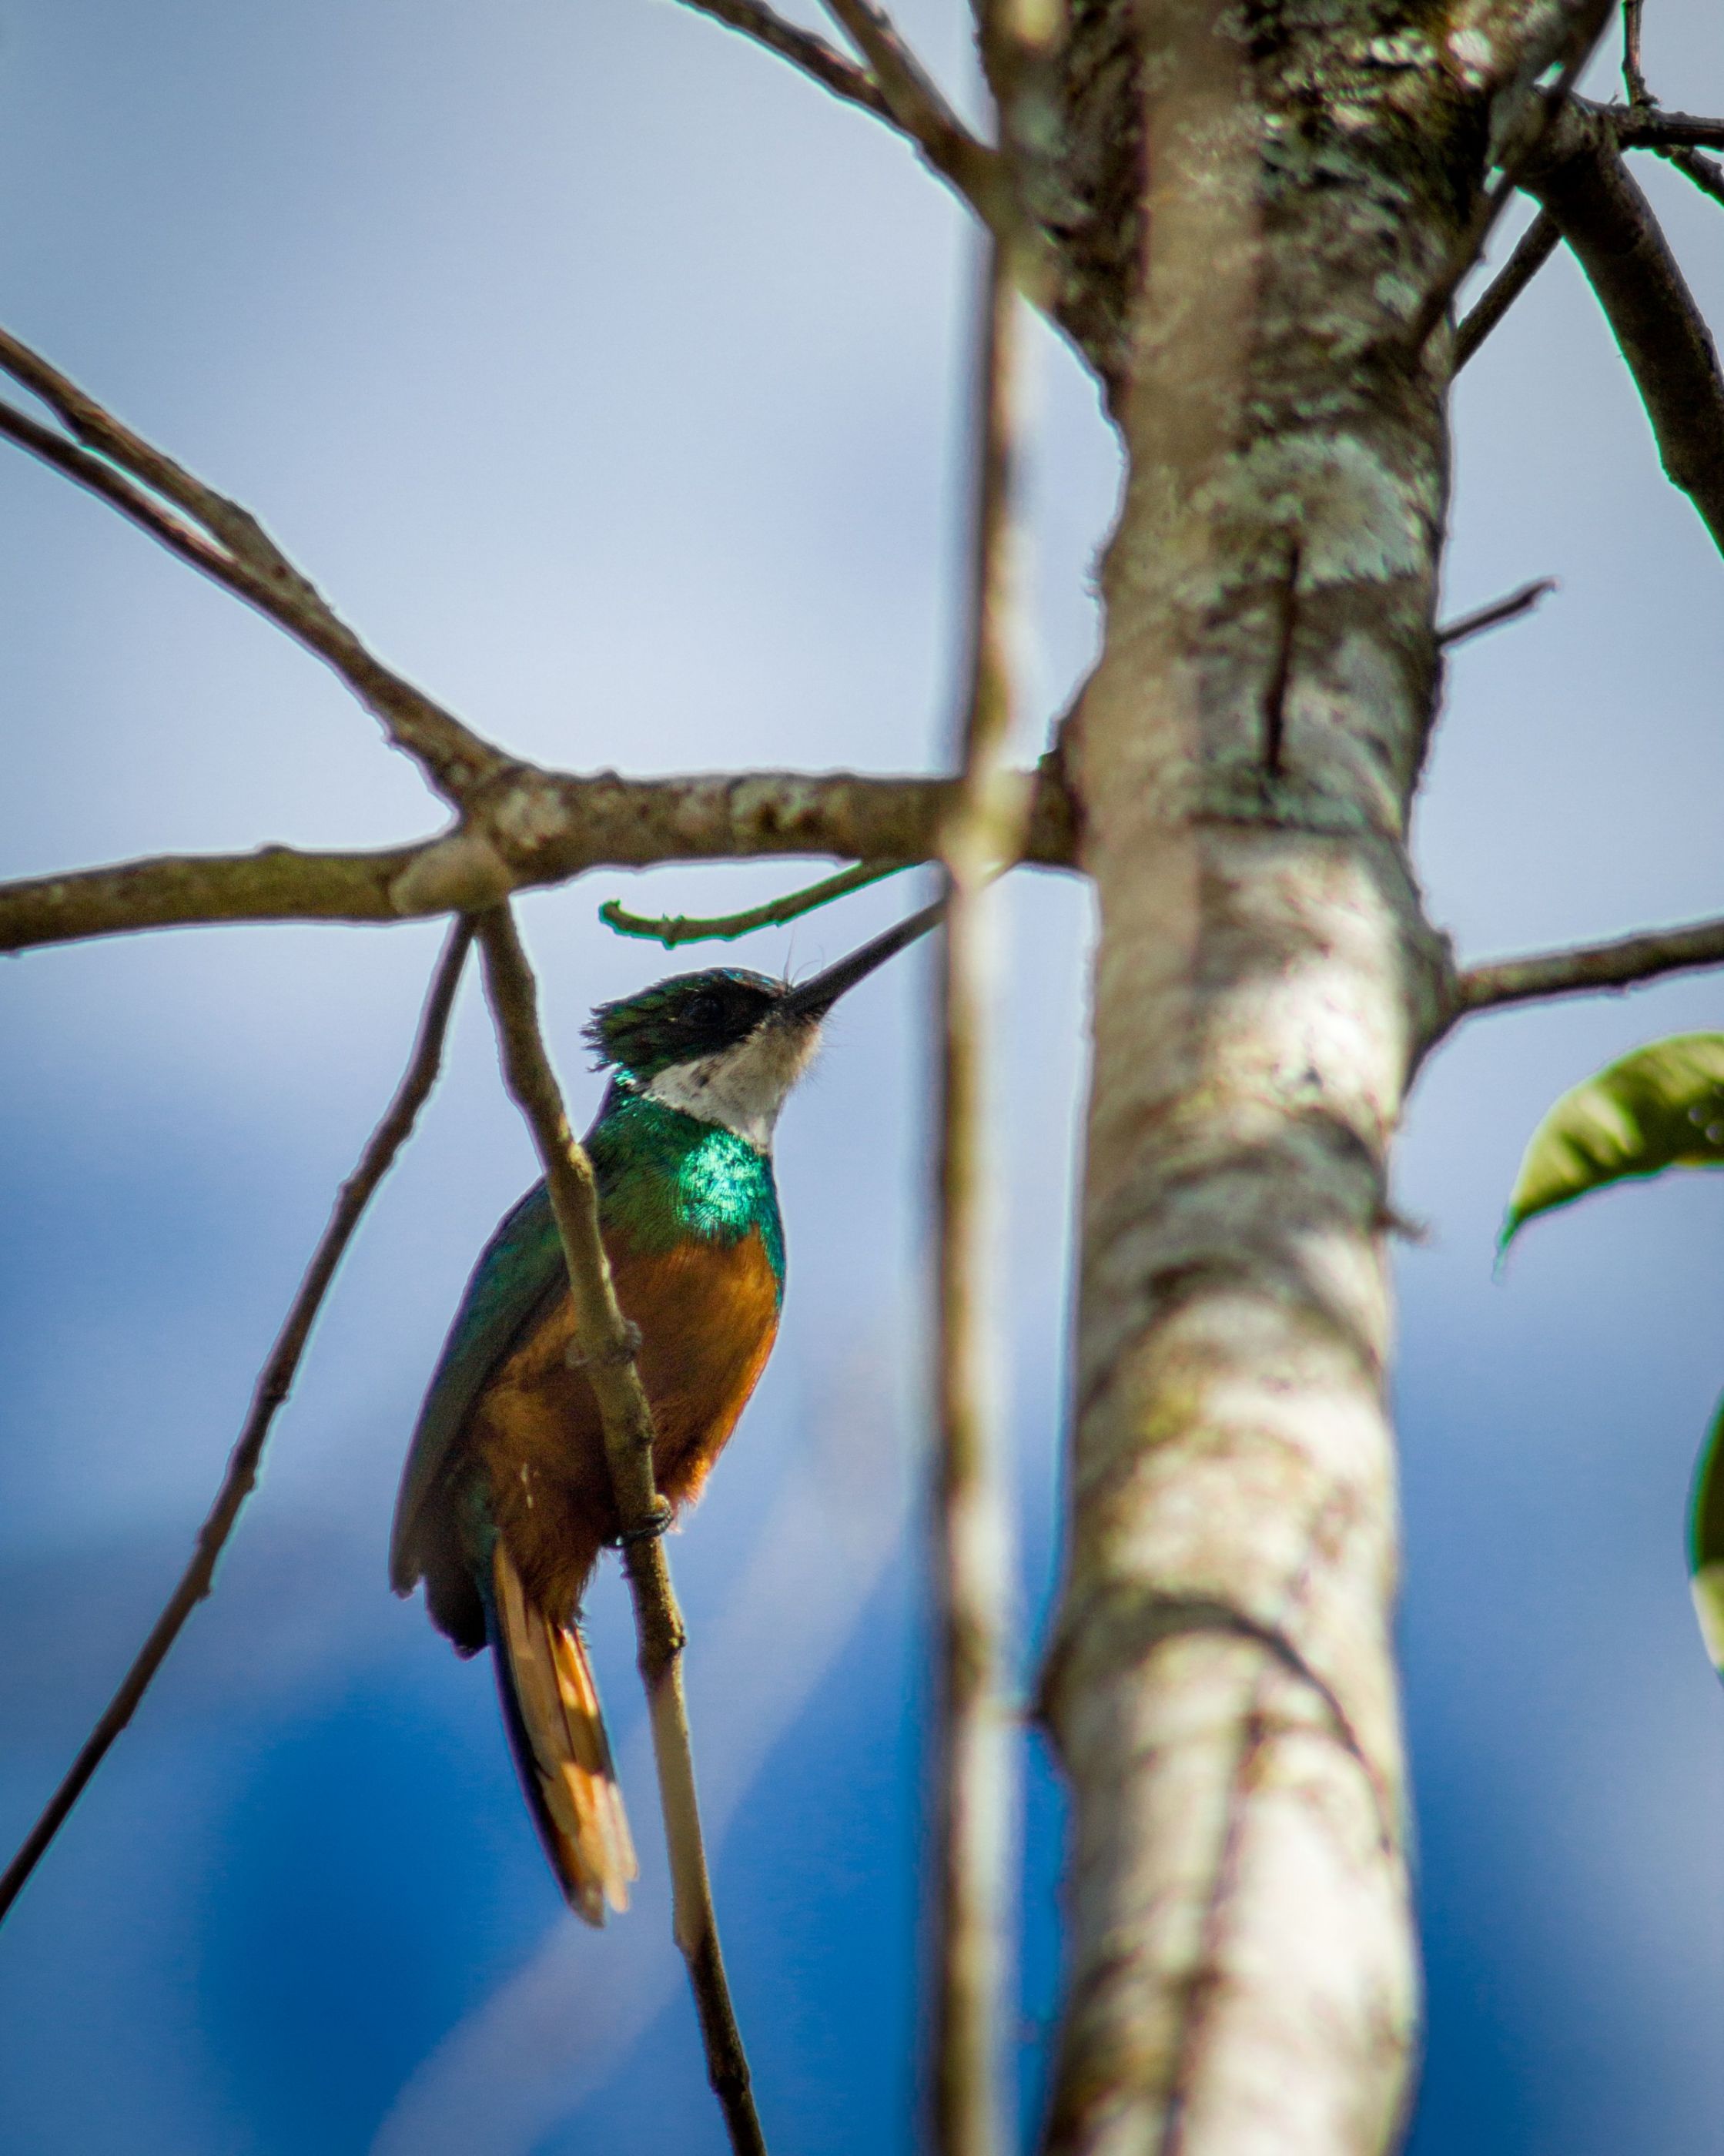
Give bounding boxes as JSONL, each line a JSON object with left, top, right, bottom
{"left": 1038, "top": 0, "right": 1486, "bottom": 2144}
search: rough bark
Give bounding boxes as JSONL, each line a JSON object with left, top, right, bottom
{"left": 1036, "top": 0, "right": 1491, "bottom": 2148}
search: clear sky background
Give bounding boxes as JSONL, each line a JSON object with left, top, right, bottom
{"left": 0, "top": 3, "right": 1721, "bottom": 2151}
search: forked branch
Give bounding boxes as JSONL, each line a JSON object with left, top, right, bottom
{"left": 0, "top": 920, "right": 474, "bottom": 1926}
{"left": 0, "top": 333, "right": 1082, "bottom": 946}
{"left": 1593, "top": 99, "right": 1724, "bottom": 209}
{"left": 672, "top": 0, "right": 1010, "bottom": 240}
{"left": 818, "top": 0, "right": 1010, "bottom": 225}
{"left": 675, "top": 0, "right": 890, "bottom": 117}
{"left": 1605, "top": 102, "right": 1724, "bottom": 153}
{"left": 0, "top": 326, "right": 503, "bottom": 799}
{"left": 1407, "top": 0, "right": 1615, "bottom": 353}
{"left": 474, "top": 908, "right": 767, "bottom": 2156}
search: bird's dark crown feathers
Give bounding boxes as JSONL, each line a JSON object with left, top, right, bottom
{"left": 584, "top": 967, "right": 785, "bottom": 1082}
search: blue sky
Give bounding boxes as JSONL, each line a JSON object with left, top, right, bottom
{"left": 1, "top": 2, "right": 1722, "bottom": 2151}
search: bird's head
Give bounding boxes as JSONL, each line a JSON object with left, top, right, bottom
{"left": 585, "top": 898, "right": 942, "bottom": 1152}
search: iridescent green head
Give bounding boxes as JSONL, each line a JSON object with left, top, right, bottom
{"left": 584, "top": 899, "right": 945, "bottom": 1153}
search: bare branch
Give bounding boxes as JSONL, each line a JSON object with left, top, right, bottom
{"left": 674, "top": 0, "right": 890, "bottom": 119}
{"left": 1407, "top": 0, "right": 1615, "bottom": 354}
{"left": 0, "top": 392, "right": 256, "bottom": 589}
{"left": 1453, "top": 212, "right": 1562, "bottom": 369}
{"left": 1658, "top": 144, "right": 1724, "bottom": 209}
{"left": 474, "top": 908, "right": 766, "bottom": 2156}
{"left": 1578, "top": 98, "right": 1724, "bottom": 202}
{"left": 0, "top": 843, "right": 420, "bottom": 952}
{"left": 820, "top": 0, "right": 969, "bottom": 149}
{"left": 1620, "top": 0, "right": 1649, "bottom": 108}
{"left": 0, "top": 327, "right": 505, "bottom": 799}
{"left": 932, "top": 198, "right": 1035, "bottom": 2156}
{"left": 1605, "top": 102, "right": 1724, "bottom": 152}
{"left": 0, "top": 764, "right": 1078, "bottom": 955}
{"left": 0, "top": 920, "right": 474, "bottom": 1926}
{"left": 818, "top": 0, "right": 1013, "bottom": 228}
{"left": 1578, "top": 52, "right": 1724, "bottom": 207}
{"left": 1522, "top": 103, "right": 1724, "bottom": 557}
{"left": 598, "top": 859, "right": 910, "bottom": 947}
{"left": 678, "top": 0, "right": 1021, "bottom": 246}
{"left": 1437, "top": 576, "right": 1557, "bottom": 646}
{"left": 1455, "top": 912, "right": 1724, "bottom": 1016}
{"left": 0, "top": 325, "right": 306, "bottom": 568}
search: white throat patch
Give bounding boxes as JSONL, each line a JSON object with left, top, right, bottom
{"left": 639, "top": 1019, "right": 818, "bottom": 1152}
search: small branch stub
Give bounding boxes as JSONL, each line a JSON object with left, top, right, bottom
{"left": 1437, "top": 578, "right": 1557, "bottom": 648}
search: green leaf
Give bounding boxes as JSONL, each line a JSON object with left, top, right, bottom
{"left": 1501, "top": 1033, "right": 1724, "bottom": 1247}
{"left": 1689, "top": 1394, "right": 1724, "bottom": 1678}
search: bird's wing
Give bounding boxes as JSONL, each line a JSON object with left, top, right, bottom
{"left": 389, "top": 1180, "right": 567, "bottom": 1593}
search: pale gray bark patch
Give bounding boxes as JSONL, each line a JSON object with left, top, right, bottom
{"left": 1035, "top": 0, "right": 1487, "bottom": 2144}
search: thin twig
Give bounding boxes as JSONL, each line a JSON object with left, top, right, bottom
{"left": 1436, "top": 577, "right": 1557, "bottom": 647}
{"left": 677, "top": 0, "right": 1024, "bottom": 263}
{"left": 0, "top": 326, "right": 501, "bottom": 799}
{"left": 818, "top": 0, "right": 1012, "bottom": 228}
{"left": 0, "top": 325, "right": 309, "bottom": 571}
{"left": 930, "top": 162, "right": 1034, "bottom": 2156}
{"left": 598, "top": 860, "right": 909, "bottom": 947}
{"left": 1455, "top": 910, "right": 1724, "bottom": 1015}
{"left": 474, "top": 908, "right": 766, "bottom": 2156}
{"left": 1656, "top": 143, "right": 1724, "bottom": 208}
{"left": 1453, "top": 213, "right": 1562, "bottom": 369}
{"left": 1621, "top": 0, "right": 1649, "bottom": 109}
{"left": 1407, "top": 0, "right": 1615, "bottom": 355}
{"left": 0, "top": 393, "right": 259, "bottom": 592}
{"left": 821, "top": 0, "right": 972, "bottom": 151}
{"left": 0, "top": 919, "right": 474, "bottom": 1927}
{"left": 673, "top": 0, "right": 891, "bottom": 118}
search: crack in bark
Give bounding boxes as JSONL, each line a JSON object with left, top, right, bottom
{"left": 1261, "top": 543, "right": 1301, "bottom": 780}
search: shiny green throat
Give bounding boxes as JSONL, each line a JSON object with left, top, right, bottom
{"left": 591, "top": 1086, "right": 785, "bottom": 1287}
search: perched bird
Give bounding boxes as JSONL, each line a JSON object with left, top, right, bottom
{"left": 391, "top": 901, "right": 939, "bottom": 1923}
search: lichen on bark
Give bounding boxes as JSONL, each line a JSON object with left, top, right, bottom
{"left": 1034, "top": 0, "right": 1498, "bottom": 2145}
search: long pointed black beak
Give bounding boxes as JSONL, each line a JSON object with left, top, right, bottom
{"left": 779, "top": 895, "right": 946, "bottom": 1022}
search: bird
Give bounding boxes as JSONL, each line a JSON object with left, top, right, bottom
{"left": 390, "top": 899, "right": 941, "bottom": 1923}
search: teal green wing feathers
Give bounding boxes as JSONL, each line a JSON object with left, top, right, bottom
{"left": 390, "top": 1181, "right": 567, "bottom": 1594}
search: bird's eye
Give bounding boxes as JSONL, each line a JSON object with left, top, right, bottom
{"left": 686, "top": 993, "right": 721, "bottom": 1027}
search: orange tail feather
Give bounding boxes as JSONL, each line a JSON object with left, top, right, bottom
{"left": 490, "top": 1541, "right": 637, "bottom": 1923}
